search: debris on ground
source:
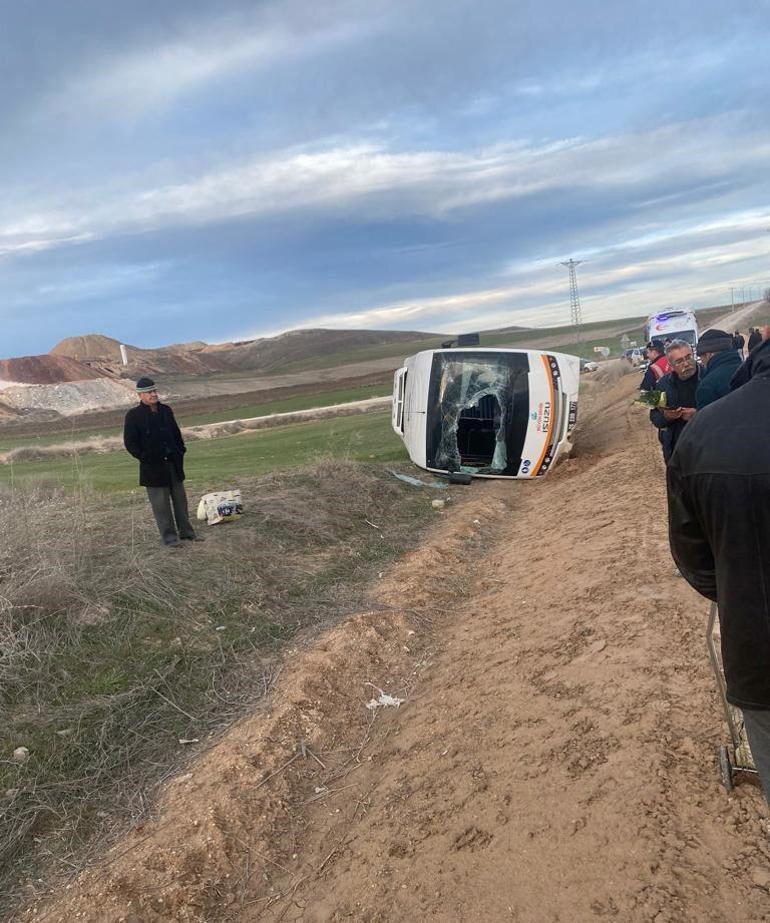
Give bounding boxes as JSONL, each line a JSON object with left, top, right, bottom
{"left": 386, "top": 469, "right": 448, "bottom": 489}
{"left": 365, "top": 684, "right": 406, "bottom": 710}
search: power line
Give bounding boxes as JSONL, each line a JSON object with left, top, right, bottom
{"left": 560, "top": 258, "right": 583, "bottom": 344}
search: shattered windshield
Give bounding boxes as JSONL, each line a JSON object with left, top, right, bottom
{"left": 426, "top": 352, "right": 530, "bottom": 476}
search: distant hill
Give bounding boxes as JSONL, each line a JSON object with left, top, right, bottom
{"left": 52, "top": 334, "right": 213, "bottom": 376}
{"left": 0, "top": 354, "right": 111, "bottom": 386}
{"left": 50, "top": 329, "right": 445, "bottom": 377}
{"left": 37, "top": 301, "right": 769, "bottom": 383}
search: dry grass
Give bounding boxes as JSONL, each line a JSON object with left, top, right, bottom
{"left": 0, "top": 460, "right": 433, "bottom": 916}
{"left": 0, "top": 435, "right": 120, "bottom": 463}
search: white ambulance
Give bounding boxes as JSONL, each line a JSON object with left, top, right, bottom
{"left": 645, "top": 309, "right": 699, "bottom": 346}
{"left": 392, "top": 348, "right": 580, "bottom": 480}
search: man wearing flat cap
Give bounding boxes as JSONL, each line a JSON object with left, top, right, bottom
{"left": 695, "top": 329, "right": 742, "bottom": 410}
{"left": 123, "top": 377, "right": 202, "bottom": 547}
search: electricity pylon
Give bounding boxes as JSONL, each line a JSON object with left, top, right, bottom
{"left": 560, "top": 258, "right": 584, "bottom": 344}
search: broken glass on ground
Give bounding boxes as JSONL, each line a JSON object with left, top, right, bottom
{"left": 386, "top": 469, "right": 448, "bottom": 489}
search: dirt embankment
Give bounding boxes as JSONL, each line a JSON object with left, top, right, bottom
{"left": 0, "top": 355, "right": 110, "bottom": 386}
{"left": 30, "top": 372, "right": 770, "bottom": 923}
{"left": 0, "top": 380, "right": 136, "bottom": 418}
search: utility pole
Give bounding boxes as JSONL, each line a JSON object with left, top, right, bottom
{"left": 560, "top": 258, "right": 584, "bottom": 344}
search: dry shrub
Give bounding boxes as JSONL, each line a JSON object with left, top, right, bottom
{"left": 1, "top": 436, "right": 120, "bottom": 464}
{"left": 0, "top": 460, "right": 432, "bottom": 915}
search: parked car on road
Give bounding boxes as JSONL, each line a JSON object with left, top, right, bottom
{"left": 622, "top": 348, "right": 646, "bottom": 366}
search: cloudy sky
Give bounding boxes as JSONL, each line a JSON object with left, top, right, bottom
{"left": 2, "top": 0, "right": 770, "bottom": 356}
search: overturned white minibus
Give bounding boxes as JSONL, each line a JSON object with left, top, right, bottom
{"left": 392, "top": 348, "right": 580, "bottom": 479}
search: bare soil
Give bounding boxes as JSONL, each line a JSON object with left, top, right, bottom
{"left": 0, "top": 355, "right": 109, "bottom": 386}
{"left": 28, "top": 370, "right": 770, "bottom": 922}
{"left": 49, "top": 329, "right": 439, "bottom": 378}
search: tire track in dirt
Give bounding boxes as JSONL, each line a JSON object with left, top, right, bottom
{"left": 29, "top": 373, "right": 770, "bottom": 922}
{"left": 249, "top": 375, "right": 770, "bottom": 922}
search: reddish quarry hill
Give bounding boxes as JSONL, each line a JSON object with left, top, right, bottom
{"left": 51, "top": 334, "right": 211, "bottom": 375}
{"left": 50, "top": 335, "right": 127, "bottom": 365}
{"left": 50, "top": 329, "right": 442, "bottom": 377}
{"left": 0, "top": 355, "right": 110, "bottom": 385}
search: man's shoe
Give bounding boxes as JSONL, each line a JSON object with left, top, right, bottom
{"left": 182, "top": 535, "right": 205, "bottom": 542}
{"left": 164, "top": 538, "right": 182, "bottom": 548}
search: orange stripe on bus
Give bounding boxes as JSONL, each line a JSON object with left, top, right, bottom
{"left": 532, "top": 354, "right": 555, "bottom": 476}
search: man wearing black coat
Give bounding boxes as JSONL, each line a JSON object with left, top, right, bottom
{"left": 667, "top": 338, "right": 770, "bottom": 802}
{"left": 732, "top": 330, "right": 745, "bottom": 358}
{"left": 649, "top": 340, "right": 699, "bottom": 463}
{"left": 123, "top": 377, "right": 201, "bottom": 547}
{"left": 694, "top": 328, "right": 742, "bottom": 410}
{"left": 748, "top": 327, "right": 762, "bottom": 352}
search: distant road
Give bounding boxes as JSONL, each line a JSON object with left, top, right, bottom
{"left": 711, "top": 300, "right": 765, "bottom": 332}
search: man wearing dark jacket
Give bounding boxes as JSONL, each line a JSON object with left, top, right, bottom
{"left": 695, "top": 329, "right": 742, "bottom": 410}
{"left": 649, "top": 340, "right": 699, "bottom": 463}
{"left": 640, "top": 339, "right": 671, "bottom": 391}
{"left": 123, "top": 377, "right": 201, "bottom": 547}
{"left": 668, "top": 337, "right": 770, "bottom": 802}
{"left": 748, "top": 327, "right": 762, "bottom": 352}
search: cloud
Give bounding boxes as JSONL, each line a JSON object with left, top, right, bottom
{"left": 2, "top": 0, "right": 770, "bottom": 356}
{"left": 269, "top": 210, "right": 770, "bottom": 336}
{"left": 47, "top": 16, "right": 384, "bottom": 125}
{"left": 2, "top": 111, "right": 768, "bottom": 263}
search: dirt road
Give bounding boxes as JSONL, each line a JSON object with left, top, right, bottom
{"left": 34, "top": 372, "right": 770, "bottom": 922}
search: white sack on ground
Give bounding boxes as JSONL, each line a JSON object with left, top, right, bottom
{"left": 196, "top": 489, "right": 243, "bottom": 525}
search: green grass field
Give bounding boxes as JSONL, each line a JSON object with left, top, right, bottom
{"left": 0, "top": 382, "right": 392, "bottom": 453}
{"left": 0, "top": 411, "right": 405, "bottom": 491}
{"left": 181, "top": 381, "right": 391, "bottom": 426}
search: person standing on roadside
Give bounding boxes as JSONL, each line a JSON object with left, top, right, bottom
{"left": 695, "top": 329, "right": 742, "bottom": 410}
{"left": 123, "top": 377, "right": 202, "bottom": 548}
{"left": 649, "top": 340, "right": 699, "bottom": 463}
{"left": 640, "top": 339, "right": 671, "bottom": 391}
{"left": 732, "top": 330, "right": 745, "bottom": 358}
{"left": 748, "top": 327, "right": 762, "bottom": 351}
{"left": 667, "top": 337, "right": 770, "bottom": 805}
